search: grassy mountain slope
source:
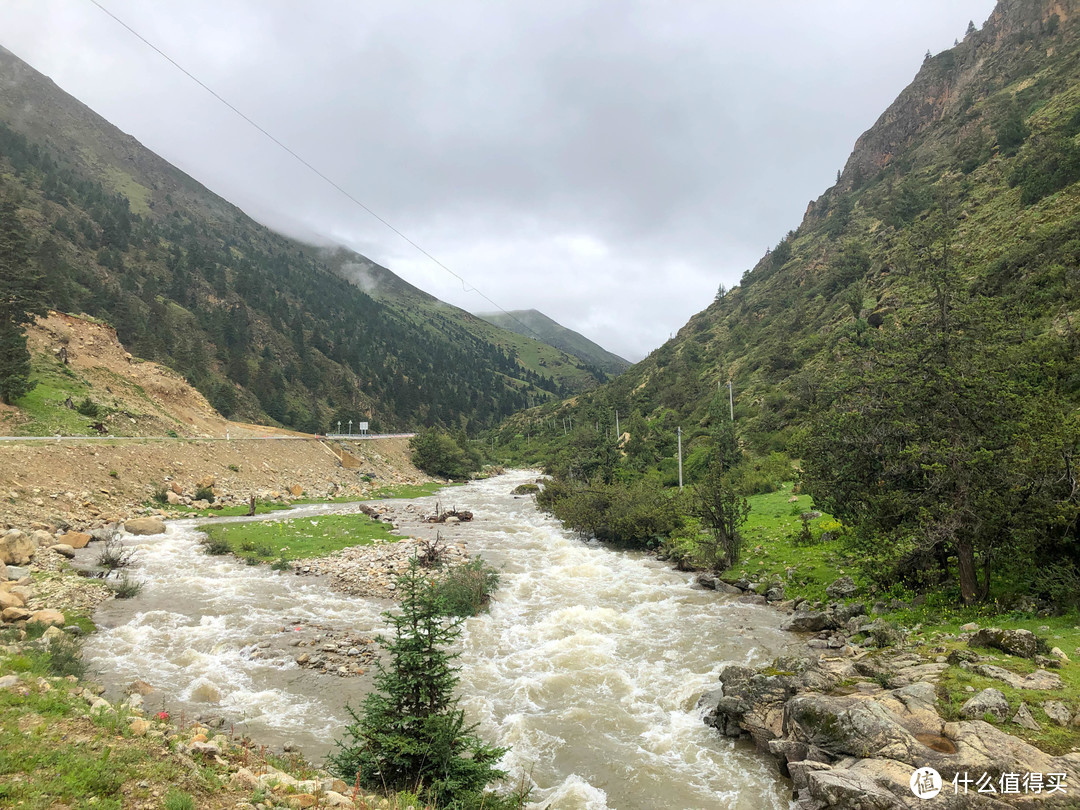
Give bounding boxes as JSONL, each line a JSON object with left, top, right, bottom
{"left": 0, "top": 45, "right": 600, "bottom": 434}
{"left": 476, "top": 309, "right": 630, "bottom": 377}
{"left": 496, "top": 0, "right": 1080, "bottom": 469}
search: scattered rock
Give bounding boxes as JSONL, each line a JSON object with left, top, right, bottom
{"left": 968, "top": 627, "right": 1046, "bottom": 659}
{"left": 959, "top": 688, "right": 1009, "bottom": 721}
{"left": 1011, "top": 702, "right": 1040, "bottom": 731}
{"left": 958, "top": 621, "right": 979, "bottom": 632}
{"left": 1043, "top": 700, "right": 1072, "bottom": 727}
{"left": 49, "top": 544, "right": 75, "bottom": 558}
{"left": 2, "top": 606, "right": 32, "bottom": 622}
{"left": 128, "top": 679, "right": 155, "bottom": 696}
{"left": 128, "top": 718, "right": 151, "bottom": 736}
{"left": 29, "top": 530, "right": 54, "bottom": 548}
{"left": 0, "top": 531, "right": 36, "bottom": 565}
{"left": 765, "top": 585, "right": 785, "bottom": 602}
{"left": 974, "top": 664, "right": 1062, "bottom": 691}
{"left": 60, "top": 531, "right": 92, "bottom": 549}
{"left": 0, "top": 590, "right": 26, "bottom": 610}
{"left": 825, "top": 576, "right": 857, "bottom": 599}
{"left": 30, "top": 609, "right": 65, "bottom": 627}
{"left": 289, "top": 485, "right": 304, "bottom": 497}
{"left": 782, "top": 611, "right": 830, "bottom": 633}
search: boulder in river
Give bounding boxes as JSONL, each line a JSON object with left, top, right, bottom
{"left": 60, "top": 531, "right": 92, "bottom": 549}
{"left": 781, "top": 611, "right": 831, "bottom": 633}
{"left": 124, "top": 517, "right": 166, "bottom": 536}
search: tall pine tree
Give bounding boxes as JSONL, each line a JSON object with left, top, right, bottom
{"left": 0, "top": 198, "right": 45, "bottom": 404}
{"left": 329, "top": 557, "right": 507, "bottom": 807}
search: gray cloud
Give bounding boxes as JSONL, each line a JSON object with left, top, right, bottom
{"left": 0, "top": 0, "right": 996, "bottom": 359}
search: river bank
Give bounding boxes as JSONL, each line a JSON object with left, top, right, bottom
{"left": 11, "top": 468, "right": 1079, "bottom": 808}
{"left": 6, "top": 471, "right": 807, "bottom": 808}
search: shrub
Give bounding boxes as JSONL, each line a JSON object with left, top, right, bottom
{"left": 97, "top": 538, "right": 136, "bottom": 570}
{"left": 111, "top": 574, "right": 143, "bottom": 599}
{"left": 75, "top": 397, "right": 100, "bottom": 417}
{"left": 200, "top": 537, "right": 231, "bottom": 556}
{"left": 433, "top": 557, "right": 501, "bottom": 617}
{"left": 537, "top": 476, "right": 683, "bottom": 549}
{"left": 151, "top": 486, "right": 169, "bottom": 506}
{"left": 409, "top": 429, "right": 482, "bottom": 480}
{"left": 42, "top": 634, "right": 87, "bottom": 679}
{"left": 1009, "top": 133, "right": 1080, "bottom": 205}
{"left": 194, "top": 485, "right": 215, "bottom": 503}
{"left": 163, "top": 790, "right": 196, "bottom": 810}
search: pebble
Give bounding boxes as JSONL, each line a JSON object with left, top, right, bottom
{"left": 297, "top": 536, "right": 469, "bottom": 599}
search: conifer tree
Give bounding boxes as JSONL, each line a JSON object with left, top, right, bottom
{"left": 0, "top": 198, "right": 44, "bottom": 403}
{"left": 329, "top": 557, "right": 507, "bottom": 807}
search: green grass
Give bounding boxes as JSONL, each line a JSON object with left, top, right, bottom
{"left": 723, "top": 484, "right": 1080, "bottom": 755}
{"left": 930, "top": 617, "right": 1080, "bottom": 755}
{"left": 197, "top": 512, "right": 398, "bottom": 563}
{"left": 11, "top": 356, "right": 99, "bottom": 436}
{"left": 720, "top": 484, "right": 849, "bottom": 602}
{"left": 161, "top": 500, "right": 291, "bottom": 518}
{"left": 371, "top": 481, "right": 464, "bottom": 499}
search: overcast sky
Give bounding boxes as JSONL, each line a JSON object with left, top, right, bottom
{"left": 0, "top": 0, "right": 996, "bottom": 361}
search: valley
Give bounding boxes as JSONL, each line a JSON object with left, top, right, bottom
{"left": 4, "top": 0, "right": 1080, "bottom": 808}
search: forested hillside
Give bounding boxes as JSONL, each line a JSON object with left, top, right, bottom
{"left": 0, "top": 46, "right": 602, "bottom": 433}
{"left": 501, "top": 0, "right": 1080, "bottom": 604}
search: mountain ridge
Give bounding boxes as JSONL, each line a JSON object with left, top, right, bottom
{"left": 0, "top": 44, "right": 607, "bottom": 434}
{"left": 498, "top": 0, "right": 1080, "bottom": 470}
{"left": 475, "top": 308, "right": 630, "bottom": 377}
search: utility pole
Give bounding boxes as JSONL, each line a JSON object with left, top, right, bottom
{"left": 728, "top": 380, "right": 734, "bottom": 421}
{"left": 677, "top": 427, "right": 683, "bottom": 491}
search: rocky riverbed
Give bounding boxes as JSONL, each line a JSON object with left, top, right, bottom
{"left": 697, "top": 574, "right": 1080, "bottom": 809}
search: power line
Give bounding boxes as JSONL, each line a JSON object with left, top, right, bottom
{"left": 86, "top": 0, "right": 547, "bottom": 344}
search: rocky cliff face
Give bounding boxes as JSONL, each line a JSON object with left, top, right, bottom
{"left": 830, "top": 0, "right": 1079, "bottom": 200}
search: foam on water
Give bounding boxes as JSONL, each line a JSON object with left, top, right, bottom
{"left": 87, "top": 471, "right": 797, "bottom": 809}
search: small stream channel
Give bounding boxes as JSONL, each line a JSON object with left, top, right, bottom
{"left": 84, "top": 471, "right": 798, "bottom": 809}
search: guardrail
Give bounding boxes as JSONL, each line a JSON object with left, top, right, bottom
{"left": 0, "top": 433, "right": 416, "bottom": 442}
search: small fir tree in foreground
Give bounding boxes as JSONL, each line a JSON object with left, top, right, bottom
{"left": 329, "top": 557, "right": 507, "bottom": 808}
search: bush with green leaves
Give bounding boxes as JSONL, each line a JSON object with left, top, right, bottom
{"left": 329, "top": 558, "right": 508, "bottom": 808}
{"left": 75, "top": 396, "right": 100, "bottom": 417}
{"left": 433, "top": 557, "right": 501, "bottom": 617}
{"left": 409, "top": 429, "right": 483, "bottom": 480}
{"left": 537, "top": 475, "right": 683, "bottom": 549}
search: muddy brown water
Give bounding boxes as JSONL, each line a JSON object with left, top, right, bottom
{"left": 86, "top": 471, "right": 799, "bottom": 809}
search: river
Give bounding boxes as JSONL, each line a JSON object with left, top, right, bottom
{"left": 85, "top": 470, "right": 797, "bottom": 809}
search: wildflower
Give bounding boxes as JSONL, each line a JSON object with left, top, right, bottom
{"left": 157, "top": 711, "right": 170, "bottom": 721}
